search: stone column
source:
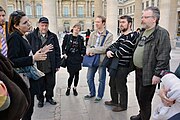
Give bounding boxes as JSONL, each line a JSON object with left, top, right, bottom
{"left": 94, "top": 0, "right": 103, "bottom": 17}
{"left": 15, "top": 0, "right": 18, "bottom": 10}
{"left": 0, "top": 0, "right": 7, "bottom": 19}
{"left": 42, "top": 0, "right": 58, "bottom": 34}
{"left": 59, "top": 0, "right": 62, "bottom": 17}
{"left": 106, "top": 0, "right": 118, "bottom": 39}
{"left": 74, "top": 0, "right": 77, "bottom": 17}
{"left": 21, "top": 0, "right": 24, "bottom": 12}
{"left": 89, "top": 0, "right": 91, "bottom": 17}
{"left": 32, "top": 0, "right": 35, "bottom": 18}
{"left": 86, "top": 0, "right": 88, "bottom": 17}
{"left": 56, "top": 1, "right": 59, "bottom": 17}
{"left": 71, "top": 0, "right": 74, "bottom": 17}
{"left": 134, "top": 0, "right": 142, "bottom": 30}
{"left": 159, "top": 0, "right": 178, "bottom": 48}
{"left": 17, "top": 0, "right": 21, "bottom": 10}
{"left": 102, "top": 0, "right": 105, "bottom": 16}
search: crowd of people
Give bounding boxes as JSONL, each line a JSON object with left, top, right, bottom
{"left": 0, "top": 5, "right": 180, "bottom": 120}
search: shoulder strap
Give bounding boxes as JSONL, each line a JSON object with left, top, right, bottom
{"left": 100, "top": 30, "right": 109, "bottom": 46}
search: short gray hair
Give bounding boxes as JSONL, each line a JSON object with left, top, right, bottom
{"left": 144, "top": 6, "right": 160, "bottom": 25}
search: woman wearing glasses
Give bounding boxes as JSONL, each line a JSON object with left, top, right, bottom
{"left": 7, "top": 10, "right": 52, "bottom": 120}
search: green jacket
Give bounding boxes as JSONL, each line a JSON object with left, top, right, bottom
{"left": 135, "top": 25, "right": 171, "bottom": 86}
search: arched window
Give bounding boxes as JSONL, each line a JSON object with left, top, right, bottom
{"left": 36, "top": 4, "right": 42, "bottom": 18}
{"left": 79, "top": 21, "right": 84, "bottom": 31}
{"left": 25, "top": 4, "right": 32, "bottom": 18}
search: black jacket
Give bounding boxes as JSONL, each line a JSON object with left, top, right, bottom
{"left": 62, "top": 34, "right": 86, "bottom": 55}
{"left": 7, "top": 31, "right": 33, "bottom": 68}
{"left": 62, "top": 34, "right": 86, "bottom": 73}
{"left": 26, "top": 28, "right": 61, "bottom": 72}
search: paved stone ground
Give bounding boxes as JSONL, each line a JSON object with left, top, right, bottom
{"left": 32, "top": 48, "right": 180, "bottom": 120}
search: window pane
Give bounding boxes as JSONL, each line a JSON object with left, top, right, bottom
{"left": 78, "top": 5, "right": 84, "bottom": 17}
{"left": 7, "top": 5, "right": 14, "bottom": 16}
{"left": 92, "top": 4, "right": 94, "bottom": 17}
{"left": 142, "top": 2, "right": 144, "bottom": 10}
{"left": 151, "top": 0, "right": 155, "bottom": 6}
{"left": 146, "top": 1, "right": 149, "bottom": 7}
{"left": 36, "top": 4, "right": 42, "bottom": 18}
{"left": 63, "top": 6, "right": 69, "bottom": 17}
{"left": 25, "top": 4, "right": 32, "bottom": 17}
{"left": 119, "top": 9, "right": 122, "bottom": 15}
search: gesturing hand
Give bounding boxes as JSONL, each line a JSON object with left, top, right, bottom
{"left": 33, "top": 49, "right": 47, "bottom": 61}
{"left": 41, "top": 44, "right": 54, "bottom": 54}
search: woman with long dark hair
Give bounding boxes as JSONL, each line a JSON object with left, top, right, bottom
{"left": 62, "top": 23, "right": 86, "bottom": 96}
{"left": 7, "top": 10, "right": 52, "bottom": 120}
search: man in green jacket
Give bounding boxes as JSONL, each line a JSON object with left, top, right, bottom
{"left": 131, "top": 6, "right": 171, "bottom": 120}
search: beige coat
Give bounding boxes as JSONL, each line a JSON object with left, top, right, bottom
{"left": 86, "top": 29, "right": 113, "bottom": 64}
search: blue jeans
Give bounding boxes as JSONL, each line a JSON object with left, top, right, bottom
{"left": 87, "top": 66, "right": 106, "bottom": 98}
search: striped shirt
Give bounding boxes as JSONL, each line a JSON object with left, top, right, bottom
{"left": 107, "top": 31, "right": 138, "bottom": 67}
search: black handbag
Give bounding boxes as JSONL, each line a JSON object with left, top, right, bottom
{"left": 60, "top": 56, "right": 67, "bottom": 68}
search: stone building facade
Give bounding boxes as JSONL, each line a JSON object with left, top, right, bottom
{"left": 1, "top": 0, "right": 180, "bottom": 47}
{"left": 5, "top": 0, "right": 107, "bottom": 33}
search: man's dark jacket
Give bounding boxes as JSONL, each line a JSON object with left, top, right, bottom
{"left": 135, "top": 25, "right": 171, "bottom": 86}
{"left": 26, "top": 28, "right": 61, "bottom": 72}
{"left": 0, "top": 53, "right": 31, "bottom": 120}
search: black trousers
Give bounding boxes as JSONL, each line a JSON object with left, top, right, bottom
{"left": 109, "top": 77, "right": 118, "bottom": 104}
{"left": 37, "top": 71, "right": 55, "bottom": 102}
{"left": 109, "top": 66, "right": 130, "bottom": 108}
{"left": 135, "top": 68, "right": 156, "bottom": 120}
{"left": 22, "top": 79, "right": 43, "bottom": 120}
{"left": 67, "top": 71, "right": 79, "bottom": 88}
{"left": 22, "top": 92, "right": 34, "bottom": 120}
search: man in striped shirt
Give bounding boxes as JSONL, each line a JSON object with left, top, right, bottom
{"left": 105, "top": 15, "right": 138, "bottom": 112}
{"left": 0, "top": 6, "right": 7, "bottom": 57}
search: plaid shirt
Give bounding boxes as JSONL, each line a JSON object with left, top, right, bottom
{"left": 135, "top": 25, "right": 171, "bottom": 86}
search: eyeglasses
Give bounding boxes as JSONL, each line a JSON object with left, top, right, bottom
{"left": 141, "top": 16, "right": 154, "bottom": 19}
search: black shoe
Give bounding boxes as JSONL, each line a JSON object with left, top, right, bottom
{"left": 38, "top": 101, "right": 44, "bottom": 108}
{"left": 73, "top": 88, "right": 78, "bottom": 96}
{"left": 130, "top": 114, "right": 142, "bottom": 120}
{"left": 46, "top": 99, "right": 57, "bottom": 105}
{"left": 104, "top": 100, "right": 117, "bottom": 106}
{"left": 66, "top": 88, "right": 70, "bottom": 96}
{"left": 112, "top": 106, "right": 127, "bottom": 112}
